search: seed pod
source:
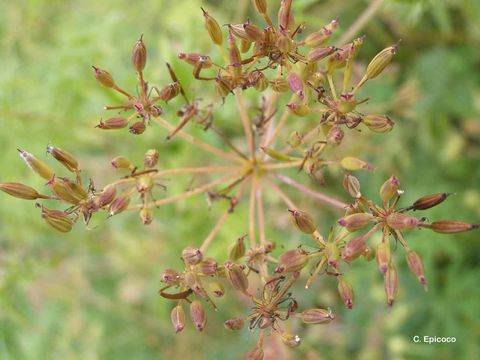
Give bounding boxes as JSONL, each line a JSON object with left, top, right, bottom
{"left": 182, "top": 247, "right": 203, "bottom": 265}
{"left": 406, "top": 250, "right": 427, "bottom": 289}
{"left": 376, "top": 242, "right": 391, "bottom": 274}
{"left": 228, "top": 24, "right": 250, "bottom": 41}
{"left": 215, "top": 76, "right": 234, "bottom": 99}
{"left": 39, "top": 206, "right": 74, "bottom": 233}
{"left": 171, "top": 305, "right": 185, "bottom": 334}
{"left": 380, "top": 175, "right": 399, "bottom": 203}
{"left": 277, "top": 249, "right": 308, "bottom": 273}
{"left": 47, "top": 177, "right": 82, "bottom": 205}
{"left": 108, "top": 194, "right": 131, "bottom": 217}
{"left": 228, "top": 235, "right": 246, "bottom": 261}
{"left": 278, "top": 0, "right": 294, "bottom": 31}
{"left": 245, "top": 346, "right": 264, "bottom": 360}
{"left": 338, "top": 213, "right": 373, "bottom": 232}
{"left": 326, "top": 126, "right": 344, "bottom": 146}
{"left": 427, "top": 220, "right": 479, "bottom": 234}
{"left": 202, "top": 8, "right": 223, "bottom": 46}
{"left": 281, "top": 333, "right": 301, "bottom": 348}
{"left": 189, "top": 300, "right": 207, "bottom": 332}
{"left": 342, "top": 235, "right": 368, "bottom": 262}
{"left": 136, "top": 176, "right": 154, "bottom": 193}
{"left": 384, "top": 264, "right": 398, "bottom": 307}
{"left": 288, "top": 131, "right": 303, "bottom": 148}
{"left": 129, "top": 121, "right": 146, "bottom": 135}
{"left": 270, "top": 78, "right": 289, "bottom": 92}
{"left": 337, "top": 277, "right": 354, "bottom": 309}
{"left": 288, "top": 209, "right": 316, "bottom": 234}
{"left": 224, "top": 261, "right": 249, "bottom": 295}
{"left": 92, "top": 66, "right": 115, "bottom": 88}
{"left": 365, "top": 43, "right": 398, "bottom": 80}
{"left": 412, "top": 193, "right": 449, "bottom": 211}
{"left": 139, "top": 207, "right": 153, "bottom": 225}
{"left": 228, "top": 32, "right": 241, "bottom": 75}
{"left": 307, "top": 46, "right": 337, "bottom": 62}
{"left": 249, "top": 71, "right": 268, "bottom": 91}
{"left": 240, "top": 39, "right": 251, "bottom": 53}
{"left": 261, "top": 147, "right": 295, "bottom": 162}
{"left": 386, "top": 213, "right": 421, "bottom": 231}
{"left": 363, "top": 246, "right": 376, "bottom": 261}
{"left": 253, "top": 0, "right": 267, "bottom": 15}
{"left": 144, "top": 149, "right": 159, "bottom": 168}
{"left": 0, "top": 182, "right": 45, "bottom": 200}
{"left": 46, "top": 146, "right": 78, "bottom": 173}
{"left": 327, "top": 37, "right": 364, "bottom": 72}
{"left": 111, "top": 156, "right": 131, "bottom": 169}
{"left": 208, "top": 282, "right": 224, "bottom": 297}
{"left": 275, "top": 31, "right": 293, "bottom": 54}
{"left": 304, "top": 20, "right": 337, "bottom": 47}
{"left": 224, "top": 317, "right": 244, "bottom": 331}
{"left": 243, "top": 22, "right": 264, "bottom": 42}
{"left": 96, "top": 117, "right": 129, "bottom": 130}
{"left": 340, "top": 157, "right": 374, "bottom": 172}
{"left": 287, "top": 72, "right": 304, "bottom": 100}
{"left": 325, "top": 241, "right": 339, "bottom": 268}
{"left": 18, "top": 149, "right": 55, "bottom": 180}
{"left": 343, "top": 174, "right": 361, "bottom": 199}
{"left": 161, "top": 268, "right": 180, "bottom": 285}
{"left": 156, "top": 82, "right": 180, "bottom": 102}
{"left": 363, "top": 114, "right": 395, "bottom": 133}
{"left": 131, "top": 34, "right": 147, "bottom": 72}
{"left": 300, "top": 308, "right": 335, "bottom": 324}
{"left": 198, "top": 258, "right": 218, "bottom": 276}
{"left": 178, "top": 53, "right": 212, "bottom": 68}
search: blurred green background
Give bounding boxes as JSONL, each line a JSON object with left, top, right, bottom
{"left": 0, "top": 0, "right": 479, "bottom": 359}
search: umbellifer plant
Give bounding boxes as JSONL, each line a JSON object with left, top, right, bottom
{"left": 0, "top": 0, "right": 478, "bottom": 358}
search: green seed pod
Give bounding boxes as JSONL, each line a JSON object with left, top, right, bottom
{"left": 0, "top": 182, "right": 45, "bottom": 200}
{"left": 379, "top": 175, "right": 399, "bottom": 203}
{"left": 365, "top": 44, "right": 398, "bottom": 80}
{"left": 340, "top": 157, "right": 374, "bottom": 172}
{"left": 202, "top": 8, "right": 223, "bottom": 46}
{"left": 289, "top": 209, "right": 316, "bottom": 234}
{"left": 136, "top": 176, "right": 154, "bottom": 193}
{"left": 111, "top": 156, "right": 131, "bottom": 169}
{"left": 228, "top": 235, "right": 246, "bottom": 261}
{"left": 287, "top": 103, "right": 310, "bottom": 117}
{"left": 131, "top": 34, "right": 147, "bottom": 72}
{"left": 278, "top": 249, "right": 308, "bottom": 273}
{"left": 39, "top": 206, "right": 74, "bottom": 233}
{"left": 363, "top": 114, "right": 395, "bottom": 133}
{"left": 139, "top": 207, "right": 153, "bottom": 225}
{"left": 288, "top": 131, "right": 303, "bottom": 148}
{"left": 270, "top": 78, "right": 289, "bottom": 92}
{"left": 92, "top": 66, "right": 115, "bottom": 88}
{"left": 18, "top": 149, "right": 55, "bottom": 180}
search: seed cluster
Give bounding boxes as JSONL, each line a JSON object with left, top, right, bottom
{"left": 0, "top": 1, "right": 478, "bottom": 358}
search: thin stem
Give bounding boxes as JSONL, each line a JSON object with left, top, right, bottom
{"left": 306, "top": 257, "right": 326, "bottom": 289}
{"left": 256, "top": 182, "right": 266, "bottom": 246}
{"left": 153, "top": 116, "right": 245, "bottom": 164}
{"left": 109, "top": 166, "right": 241, "bottom": 187}
{"left": 200, "top": 176, "right": 250, "bottom": 253}
{"left": 234, "top": 89, "right": 256, "bottom": 158}
{"left": 261, "top": 160, "right": 303, "bottom": 171}
{"left": 127, "top": 172, "right": 240, "bottom": 210}
{"left": 265, "top": 94, "right": 296, "bottom": 148}
{"left": 337, "top": 0, "right": 385, "bottom": 45}
{"left": 259, "top": 91, "right": 280, "bottom": 149}
{"left": 265, "top": 176, "right": 297, "bottom": 209}
{"left": 273, "top": 173, "right": 347, "bottom": 210}
{"left": 249, "top": 176, "right": 258, "bottom": 249}
{"left": 211, "top": 125, "right": 249, "bottom": 160}
{"left": 327, "top": 74, "right": 338, "bottom": 101}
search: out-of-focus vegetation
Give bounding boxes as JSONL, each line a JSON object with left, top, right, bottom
{"left": 0, "top": 0, "right": 479, "bottom": 359}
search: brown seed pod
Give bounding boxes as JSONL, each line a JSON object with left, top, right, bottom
{"left": 131, "top": 34, "right": 147, "bottom": 72}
